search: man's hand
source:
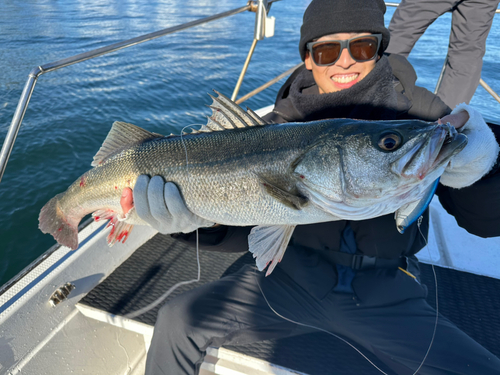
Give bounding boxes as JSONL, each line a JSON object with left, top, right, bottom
{"left": 120, "top": 175, "right": 215, "bottom": 234}
{"left": 439, "top": 104, "right": 499, "bottom": 188}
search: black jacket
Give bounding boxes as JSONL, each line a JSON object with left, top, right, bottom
{"left": 175, "top": 54, "right": 500, "bottom": 298}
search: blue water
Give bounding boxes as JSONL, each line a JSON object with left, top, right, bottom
{"left": 0, "top": 1, "right": 499, "bottom": 286}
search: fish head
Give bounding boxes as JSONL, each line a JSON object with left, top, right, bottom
{"left": 294, "top": 119, "right": 467, "bottom": 217}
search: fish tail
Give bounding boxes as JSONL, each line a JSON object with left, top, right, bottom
{"left": 38, "top": 193, "right": 81, "bottom": 250}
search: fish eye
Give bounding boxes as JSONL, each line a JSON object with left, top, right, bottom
{"left": 378, "top": 132, "right": 402, "bottom": 151}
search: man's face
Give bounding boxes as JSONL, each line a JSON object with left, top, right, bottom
{"left": 304, "top": 32, "right": 378, "bottom": 94}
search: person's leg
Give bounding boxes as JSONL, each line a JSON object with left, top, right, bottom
{"left": 144, "top": 265, "right": 306, "bottom": 375}
{"left": 315, "top": 287, "right": 500, "bottom": 374}
{"left": 437, "top": 0, "right": 500, "bottom": 108}
{"left": 387, "top": 0, "right": 455, "bottom": 57}
{"left": 146, "top": 262, "right": 500, "bottom": 375}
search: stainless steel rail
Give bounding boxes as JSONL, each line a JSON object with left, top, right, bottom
{"left": 0, "top": 4, "right": 254, "bottom": 184}
{"left": 236, "top": 62, "right": 303, "bottom": 105}
{"left": 231, "top": 0, "right": 272, "bottom": 101}
{"left": 480, "top": 78, "right": 500, "bottom": 104}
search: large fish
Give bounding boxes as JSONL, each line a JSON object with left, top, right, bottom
{"left": 39, "top": 92, "right": 467, "bottom": 275}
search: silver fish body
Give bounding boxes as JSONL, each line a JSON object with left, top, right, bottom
{"left": 39, "top": 92, "right": 467, "bottom": 274}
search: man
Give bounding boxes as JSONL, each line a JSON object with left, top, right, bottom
{"left": 121, "top": 0, "right": 500, "bottom": 373}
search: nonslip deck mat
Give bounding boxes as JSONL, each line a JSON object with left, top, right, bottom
{"left": 80, "top": 233, "right": 500, "bottom": 374}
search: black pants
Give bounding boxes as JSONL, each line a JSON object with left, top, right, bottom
{"left": 145, "top": 264, "right": 500, "bottom": 375}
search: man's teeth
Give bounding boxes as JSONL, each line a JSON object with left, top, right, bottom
{"left": 331, "top": 74, "right": 359, "bottom": 83}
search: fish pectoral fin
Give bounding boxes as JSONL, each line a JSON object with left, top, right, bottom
{"left": 258, "top": 176, "right": 308, "bottom": 210}
{"left": 93, "top": 209, "right": 134, "bottom": 246}
{"left": 395, "top": 178, "right": 440, "bottom": 233}
{"left": 107, "top": 219, "right": 134, "bottom": 246}
{"left": 248, "top": 225, "right": 296, "bottom": 276}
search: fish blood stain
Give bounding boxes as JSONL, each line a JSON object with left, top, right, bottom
{"left": 117, "top": 231, "right": 128, "bottom": 242}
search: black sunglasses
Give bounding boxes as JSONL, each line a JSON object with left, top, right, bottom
{"left": 306, "top": 34, "right": 382, "bottom": 66}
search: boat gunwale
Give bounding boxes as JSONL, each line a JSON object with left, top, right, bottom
{"left": 0, "top": 217, "right": 94, "bottom": 298}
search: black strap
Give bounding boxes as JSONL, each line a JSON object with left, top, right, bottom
{"left": 319, "top": 250, "right": 406, "bottom": 270}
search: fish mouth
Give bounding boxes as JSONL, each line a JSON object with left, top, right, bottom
{"left": 431, "top": 125, "right": 468, "bottom": 169}
{"left": 392, "top": 123, "right": 468, "bottom": 180}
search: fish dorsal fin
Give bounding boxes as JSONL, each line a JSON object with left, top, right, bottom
{"left": 204, "top": 90, "right": 268, "bottom": 131}
{"left": 246, "top": 107, "right": 267, "bottom": 125}
{"left": 92, "top": 121, "right": 163, "bottom": 167}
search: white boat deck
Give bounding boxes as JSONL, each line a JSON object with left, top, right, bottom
{"left": 0, "top": 221, "right": 157, "bottom": 374}
{"left": 421, "top": 200, "right": 500, "bottom": 279}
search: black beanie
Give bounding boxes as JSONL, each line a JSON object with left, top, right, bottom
{"left": 299, "top": 0, "right": 390, "bottom": 61}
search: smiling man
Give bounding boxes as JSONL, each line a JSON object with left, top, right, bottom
{"left": 265, "top": 0, "right": 467, "bottom": 126}
{"left": 305, "top": 32, "right": 380, "bottom": 93}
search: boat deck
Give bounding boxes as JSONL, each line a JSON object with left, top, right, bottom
{"left": 79, "top": 232, "right": 500, "bottom": 375}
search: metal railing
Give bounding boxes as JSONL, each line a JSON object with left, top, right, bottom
{"left": 235, "top": 62, "right": 303, "bottom": 105}
{"left": 0, "top": 1, "right": 276, "bottom": 184}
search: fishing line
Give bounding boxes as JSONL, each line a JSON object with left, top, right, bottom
{"left": 124, "top": 124, "right": 204, "bottom": 319}
{"left": 180, "top": 124, "right": 202, "bottom": 179}
{"left": 255, "top": 216, "right": 439, "bottom": 375}
{"left": 253, "top": 269, "right": 390, "bottom": 375}
{"left": 412, "top": 215, "right": 439, "bottom": 374}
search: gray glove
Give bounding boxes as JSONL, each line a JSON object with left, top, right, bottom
{"left": 133, "top": 175, "right": 214, "bottom": 234}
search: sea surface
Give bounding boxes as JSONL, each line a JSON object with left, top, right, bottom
{"left": 0, "top": 0, "right": 499, "bottom": 286}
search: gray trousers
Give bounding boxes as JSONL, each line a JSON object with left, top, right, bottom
{"left": 145, "top": 264, "right": 500, "bottom": 375}
{"left": 386, "top": 0, "right": 499, "bottom": 109}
